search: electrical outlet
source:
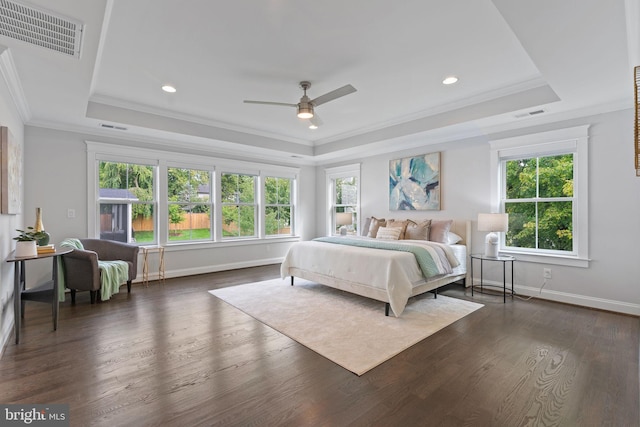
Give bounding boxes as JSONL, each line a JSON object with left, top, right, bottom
{"left": 543, "top": 268, "right": 552, "bottom": 279}
{"left": 67, "top": 209, "right": 75, "bottom": 218}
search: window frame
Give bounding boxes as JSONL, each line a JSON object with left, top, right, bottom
{"left": 489, "top": 126, "right": 589, "bottom": 267}
{"left": 87, "top": 142, "right": 300, "bottom": 248}
{"left": 166, "top": 165, "right": 214, "bottom": 243}
{"left": 263, "top": 175, "right": 295, "bottom": 238}
{"left": 91, "top": 155, "right": 159, "bottom": 245}
{"left": 325, "top": 164, "right": 361, "bottom": 236}
{"left": 219, "top": 170, "right": 258, "bottom": 240}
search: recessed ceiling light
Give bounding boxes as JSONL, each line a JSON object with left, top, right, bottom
{"left": 309, "top": 124, "right": 318, "bottom": 130}
{"left": 162, "top": 85, "right": 177, "bottom": 93}
{"left": 442, "top": 76, "right": 458, "bottom": 85}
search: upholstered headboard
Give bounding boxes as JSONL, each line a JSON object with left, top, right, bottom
{"left": 450, "top": 219, "right": 472, "bottom": 247}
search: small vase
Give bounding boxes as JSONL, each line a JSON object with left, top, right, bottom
{"left": 34, "top": 207, "right": 51, "bottom": 246}
{"left": 15, "top": 240, "right": 37, "bottom": 258}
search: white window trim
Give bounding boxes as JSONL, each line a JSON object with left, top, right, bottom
{"left": 325, "top": 163, "right": 361, "bottom": 236}
{"left": 88, "top": 151, "right": 159, "bottom": 243}
{"left": 220, "top": 172, "right": 258, "bottom": 240}
{"left": 262, "top": 174, "right": 296, "bottom": 238}
{"left": 489, "top": 125, "right": 589, "bottom": 268}
{"left": 166, "top": 165, "right": 214, "bottom": 243}
{"left": 86, "top": 141, "right": 300, "bottom": 247}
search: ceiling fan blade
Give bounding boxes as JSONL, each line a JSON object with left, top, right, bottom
{"left": 243, "top": 100, "right": 297, "bottom": 107}
{"left": 311, "top": 84, "right": 357, "bottom": 107}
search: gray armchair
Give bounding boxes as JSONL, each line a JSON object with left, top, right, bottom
{"left": 62, "top": 239, "right": 139, "bottom": 304}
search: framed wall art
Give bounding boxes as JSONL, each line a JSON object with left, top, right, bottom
{"left": 1, "top": 126, "right": 22, "bottom": 214}
{"left": 389, "top": 151, "right": 440, "bottom": 210}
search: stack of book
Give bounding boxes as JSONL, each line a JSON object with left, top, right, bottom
{"left": 36, "top": 244, "right": 55, "bottom": 254}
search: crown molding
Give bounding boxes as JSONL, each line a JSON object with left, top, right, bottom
{"left": 0, "top": 46, "right": 32, "bottom": 123}
{"left": 88, "top": 94, "right": 313, "bottom": 147}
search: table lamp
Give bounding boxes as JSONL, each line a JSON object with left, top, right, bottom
{"left": 478, "top": 213, "right": 508, "bottom": 258}
{"left": 336, "top": 212, "right": 353, "bottom": 236}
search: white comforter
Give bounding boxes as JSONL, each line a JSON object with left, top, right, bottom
{"left": 280, "top": 237, "right": 461, "bottom": 316}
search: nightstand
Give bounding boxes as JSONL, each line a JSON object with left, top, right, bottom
{"left": 469, "top": 253, "right": 516, "bottom": 303}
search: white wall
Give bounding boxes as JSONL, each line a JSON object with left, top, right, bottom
{"left": 8, "top": 105, "right": 640, "bottom": 357}
{"left": 317, "top": 109, "right": 640, "bottom": 315}
{"left": 0, "top": 67, "right": 25, "bottom": 352}
{"left": 23, "top": 126, "right": 316, "bottom": 286}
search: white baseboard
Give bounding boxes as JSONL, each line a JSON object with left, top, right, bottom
{"left": 134, "top": 263, "right": 640, "bottom": 316}
{"left": 134, "top": 257, "right": 284, "bottom": 283}
{"left": 476, "top": 279, "right": 640, "bottom": 316}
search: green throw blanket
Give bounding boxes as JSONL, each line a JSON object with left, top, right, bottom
{"left": 58, "top": 238, "right": 130, "bottom": 302}
{"left": 313, "top": 236, "right": 447, "bottom": 278}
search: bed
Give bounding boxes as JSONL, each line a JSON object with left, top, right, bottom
{"left": 280, "top": 219, "right": 471, "bottom": 317}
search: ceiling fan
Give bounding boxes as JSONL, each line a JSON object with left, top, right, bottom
{"left": 244, "top": 81, "right": 357, "bottom": 127}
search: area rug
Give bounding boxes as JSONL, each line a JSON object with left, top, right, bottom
{"left": 209, "top": 278, "right": 483, "bottom": 375}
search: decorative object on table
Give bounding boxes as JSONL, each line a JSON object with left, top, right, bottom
{"left": 477, "top": 213, "right": 509, "bottom": 258}
{"left": 0, "top": 126, "right": 22, "bottom": 214}
{"left": 336, "top": 212, "right": 352, "bottom": 236}
{"left": 389, "top": 152, "right": 440, "bottom": 210}
{"left": 37, "top": 244, "right": 56, "bottom": 254}
{"left": 13, "top": 228, "right": 38, "bottom": 258}
{"left": 33, "top": 207, "right": 51, "bottom": 246}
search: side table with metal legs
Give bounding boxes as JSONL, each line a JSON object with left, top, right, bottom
{"left": 469, "top": 254, "right": 516, "bottom": 303}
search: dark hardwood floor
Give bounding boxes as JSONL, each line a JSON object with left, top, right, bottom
{"left": 1, "top": 265, "right": 638, "bottom": 426}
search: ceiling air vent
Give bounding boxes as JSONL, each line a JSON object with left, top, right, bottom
{"left": 514, "top": 109, "right": 546, "bottom": 119}
{"left": 100, "top": 123, "right": 128, "bottom": 131}
{"left": 0, "top": 0, "right": 83, "bottom": 58}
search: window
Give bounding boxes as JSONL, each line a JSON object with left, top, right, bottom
{"left": 220, "top": 172, "right": 257, "bottom": 238}
{"left": 333, "top": 176, "right": 358, "bottom": 234}
{"left": 87, "top": 142, "right": 299, "bottom": 246}
{"left": 326, "top": 164, "right": 360, "bottom": 236}
{"left": 265, "top": 176, "right": 293, "bottom": 236}
{"left": 167, "top": 167, "right": 212, "bottom": 241}
{"left": 490, "top": 126, "right": 589, "bottom": 266}
{"left": 98, "top": 161, "right": 156, "bottom": 244}
{"left": 504, "top": 155, "right": 573, "bottom": 252}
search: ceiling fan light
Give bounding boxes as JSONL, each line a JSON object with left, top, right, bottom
{"left": 442, "top": 76, "right": 458, "bottom": 85}
{"left": 297, "top": 103, "right": 314, "bottom": 119}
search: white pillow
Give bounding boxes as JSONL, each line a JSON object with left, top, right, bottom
{"left": 447, "top": 232, "right": 463, "bottom": 244}
{"left": 376, "top": 226, "right": 402, "bottom": 240}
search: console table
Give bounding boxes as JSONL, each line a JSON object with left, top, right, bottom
{"left": 141, "top": 246, "right": 165, "bottom": 286}
{"left": 6, "top": 247, "right": 72, "bottom": 344}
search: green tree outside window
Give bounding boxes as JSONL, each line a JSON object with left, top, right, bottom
{"left": 265, "top": 176, "right": 292, "bottom": 236}
{"left": 221, "top": 173, "right": 256, "bottom": 237}
{"left": 504, "top": 154, "right": 573, "bottom": 252}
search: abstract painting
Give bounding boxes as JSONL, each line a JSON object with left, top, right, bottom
{"left": 1, "top": 126, "right": 22, "bottom": 214}
{"left": 389, "top": 152, "right": 440, "bottom": 210}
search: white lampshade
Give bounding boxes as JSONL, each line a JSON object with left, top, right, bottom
{"left": 477, "top": 213, "right": 508, "bottom": 232}
{"left": 336, "top": 212, "right": 352, "bottom": 236}
{"left": 336, "top": 212, "right": 353, "bottom": 226}
{"left": 478, "top": 213, "right": 508, "bottom": 257}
